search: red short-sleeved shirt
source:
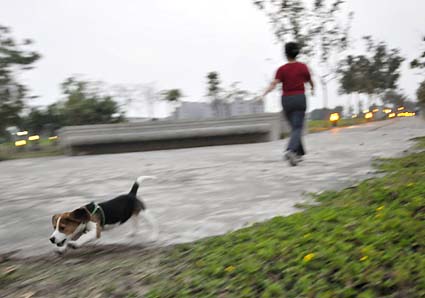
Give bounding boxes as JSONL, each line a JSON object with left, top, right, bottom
{"left": 275, "top": 62, "right": 311, "bottom": 96}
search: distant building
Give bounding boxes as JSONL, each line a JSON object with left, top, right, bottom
{"left": 230, "top": 98, "right": 264, "bottom": 115}
{"left": 172, "top": 98, "right": 264, "bottom": 120}
{"left": 173, "top": 102, "right": 214, "bottom": 120}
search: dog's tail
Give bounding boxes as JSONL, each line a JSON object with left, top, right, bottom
{"left": 129, "top": 175, "right": 156, "bottom": 195}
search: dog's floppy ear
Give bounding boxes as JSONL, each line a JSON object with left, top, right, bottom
{"left": 51, "top": 214, "right": 60, "bottom": 227}
{"left": 70, "top": 208, "right": 91, "bottom": 223}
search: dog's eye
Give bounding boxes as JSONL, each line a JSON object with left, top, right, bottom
{"left": 59, "top": 226, "right": 65, "bottom": 232}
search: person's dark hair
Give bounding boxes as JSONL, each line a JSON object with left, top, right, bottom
{"left": 285, "top": 42, "right": 300, "bottom": 60}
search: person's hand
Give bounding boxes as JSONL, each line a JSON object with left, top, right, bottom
{"left": 255, "top": 95, "right": 264, "bottom": 102}
{"left": 311, "top": 88, "right": 315, "bottom": 97}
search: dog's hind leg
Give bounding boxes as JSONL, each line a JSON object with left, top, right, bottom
{"left": 140, "top": 209, "right": 159, "bottom": 242}
{"left": 132, "top": 195, "right": 158, "bottom": 242}
{"left": 127, "top": 197, "right": 144, "bottom": 238}
{"left": 127, "top": 215, "right": 140, "bottom": 238}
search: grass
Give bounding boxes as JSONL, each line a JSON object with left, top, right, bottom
{"left": 308, "top": 118, "right": 368, "bottom": 133}
{"left": 1, "top": 138, "right": 424, "bottom": 298}
{"left": 0, "top": 140, "right": 62, "bottom": 161}
{"left": 145, "top": 137, "right": 425, "bottom": 298}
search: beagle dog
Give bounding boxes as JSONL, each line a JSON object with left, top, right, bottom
{"left": 49, "top": 176, "right": 158, "bottom": 253}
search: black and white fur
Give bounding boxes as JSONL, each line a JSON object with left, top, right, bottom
{"left": 49, "top": 176, "right": 158, "bottom": 253}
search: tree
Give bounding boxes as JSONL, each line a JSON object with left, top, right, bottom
{"left": 59, "top": 77, "right": 123, "bottom": 126}
{"left": 21, "top": 108, "right": 46, "bottom": 135}
{"left": 253, "top": 0, "right": 353, "bottom": 108}
{"left": 161, "top": 89, "right": 183, "bottom": 118}
{"left": 334, "top": 105, "right": 343, "bottom": 115}
{"left": 338, "top": 55, "right": 357, "bottom": 95}
{"left": 410, "top": 36, "right": 425, "bottom": 71}
{"left": 409, "top": 36, "right": 425, "bottom": 115}
{"left": 358, "top": 99, "right": 363, "bottom": 115}
{"left": 0, "top": 25, "right": 40, "bottom": 136}
{"left": 206, "top": 72, "right": 222, "bottom": 117}
{"left": 338, "top": 54, "right": 366, "bottom": 111}
{"left": 253, "top": 0, "right": 350, "bottom": 57}
{"left": 20, "top": 104, "right": 64, "bottom": 136}
{"left": 365, "top": 38, "right": 404, "bottom": 93}
{"left": 338, "top": 38, "right": 404, "bottom": 106}
{"left": 381, "top": 90, "right": 406, "bottom": 108}
{"left": 417, "top": 80, "right": 425, "bottom": 105}
{"left": 162, "top": 89, "right": 183, "bottom": 103}
{"left": 44, "top": 103, "right": 65, "bottom": 132}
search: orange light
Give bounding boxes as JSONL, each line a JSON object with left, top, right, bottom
{"left": 365, "top": 112, "right": 373, "bottom": 119}
{"left": 397, "top": 106, "right": 405, "bottom": 111}
{"left": 372, "top": 108, "right": 379, "bottom": 113}
{"left": 351, "top": 114, "right": 358, "bottom": 118}
{"left": 329, "top": 113, "right": 340, "bottom": 122}
{"left": 383, "top": 109, "right": 392, "bottom": 114}
{"left": 397, "top": 112, "right": 415, "bottom": 117}
{"left": 388, "top": 113, "right": 396, "bottom": 118}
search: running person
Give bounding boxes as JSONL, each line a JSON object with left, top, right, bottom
{"left": 263, "top": 42, "right": 314, "bottom": 166}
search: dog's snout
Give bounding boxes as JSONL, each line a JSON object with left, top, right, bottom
{"left": 49, "top": 237, "right": 55, "bottom": 244}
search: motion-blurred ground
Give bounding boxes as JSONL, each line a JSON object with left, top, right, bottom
{"left": 0, "top": 118, "right": 424, "bottom": 257}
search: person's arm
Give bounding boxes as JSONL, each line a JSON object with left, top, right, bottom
{"left": 262, "top": 79, "right": 280, "bottom": 97}
{"left": 305, "top": 65, "right": 315, "bottom": 96}
{"left": 308, "top": 78, "right": 315, "bottom": 96}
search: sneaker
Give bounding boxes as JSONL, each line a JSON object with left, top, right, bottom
{"left": 296, "top": 155, "right": 304, "bottom": 163}
{"left": 284, "top": 151, "right": 298, "bottom": 166}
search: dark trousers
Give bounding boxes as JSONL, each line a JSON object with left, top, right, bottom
{"left": 281, "top": 94, "right": 306, "bottom": 156}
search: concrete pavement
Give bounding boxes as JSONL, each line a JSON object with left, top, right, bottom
{"left": 0, "top": 117, "right": 423, "bottom": 257}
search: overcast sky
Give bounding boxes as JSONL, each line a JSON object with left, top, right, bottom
{"left": 1, "top": 0, "right": 424, "bottom": 117}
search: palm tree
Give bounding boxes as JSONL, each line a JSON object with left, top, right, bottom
{"left": 207, "top": 72, "right": 222, "bottom": 117}
{"left": 162, "top": 89, "right": 183, "bottom": 119}
{"left": 163, "top": 89, "right": 183, "bottom": 102}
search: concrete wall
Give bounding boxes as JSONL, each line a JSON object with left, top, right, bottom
{"left": 59, "top": 113, "right": 283, "bottom": 156}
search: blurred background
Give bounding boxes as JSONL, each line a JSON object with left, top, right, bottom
{"left": 1, "top": 0, "right": 424, "bottom": 157}
{"left": 1, "top": 1, "right": 425, "bottom": 297}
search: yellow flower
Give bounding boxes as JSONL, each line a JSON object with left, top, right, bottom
{"left": 360, "top": 247, "right": 369, "bottom": 254}
{"left": 376, "top": 206, "right": 384, "bottom": 212}
{"left": 195, "top": 260, "right": 204, "bottom": 267}
{"left": 407, "top": 183, "right": 415, "bottom": 187}
{"left": 360, "top": 256, "right": 368, "bottom": 262}
{"left": 303, "top": 253, "right": 315, "bottom": 262}
{"left": 225, "top": 266, "right": 236, "bottom": 273}
{"left": 303, "top": 233, "right": 311, "bottom": 238}
{"left": 375, "top": 213, "right": 383, "bottom": 218}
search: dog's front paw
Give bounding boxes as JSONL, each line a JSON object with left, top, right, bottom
{"left": 54, "top": 245, "right": 67, "bottom": 255}
{"left": 68, "top": 241, "right": 80, "bottom": 249}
